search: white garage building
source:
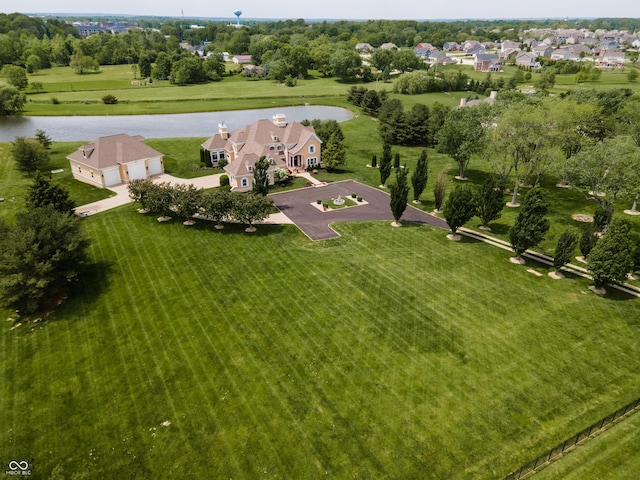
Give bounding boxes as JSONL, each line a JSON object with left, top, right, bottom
{"left": 67, "top": 133, "right": 164, "bottom": 188}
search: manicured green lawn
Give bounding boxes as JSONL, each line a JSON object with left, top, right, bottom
{"left": 1, "top": 212, "right": 640, "bottom": 479}
{"left": 2, "top": 62, "right": 640, "bottom": 479}
{"left": 535, "top": 410, "right": 640, "bottom": 480}
{"left": 0, "top": 142, "right": 112, "bottom": 222}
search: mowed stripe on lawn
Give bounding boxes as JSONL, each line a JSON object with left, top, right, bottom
{"left": 2, "top": 208, "right": 640, "bottom": 479}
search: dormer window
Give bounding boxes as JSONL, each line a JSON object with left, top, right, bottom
{"left": 247, "top": 165, "right": 253, "bottom": 172}
{"left": 270, "top": 145, "right": 275, "bottom": 150}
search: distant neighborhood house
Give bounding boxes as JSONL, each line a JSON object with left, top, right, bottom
{"left": 67, "top": 134, "right": 164, "bottom": 188}
{"left": 201, "top": 115, "right": 322, "bottom": 192}
{"left": 598, "top": 51, "right": 625, "bottom": 68}
{"left": 474, "top": 53, "right": 501, "bottom": 72}
{"left": 232, "top": 55, "right": 253, "bottom": 64}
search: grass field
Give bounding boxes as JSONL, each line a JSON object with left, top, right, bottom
{"left": 535, "top": 410, "right": 640, "bottom": 479}
{"left": 18, "top": 63, "right": 640, "bottom": 117}
{"left": 1, "top": 211, "right": 640, "bottom": 479}
{"left": 2, "top": 61, "right": 640, "bottom": 478}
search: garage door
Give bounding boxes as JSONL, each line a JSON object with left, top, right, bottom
{"left": 148, "top": 157, "right": 163, "bottom": 176}
{"left": 128, "top": 162, "right": 147, "bottom": 181}
{"left": 103, "top": 168, "right": 122, "bottom": 187}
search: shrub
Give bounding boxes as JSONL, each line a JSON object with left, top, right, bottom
{"left": 218, "top": 158, "right": 228, "bottom": 168}
{"left": 102, "top": 94, "right": 118, "bottom": 105}
{"left": 220, "top": 174, "right": 229, "bottom": 187}
{"left": 317, "top": 199, "right": 322, "bottom": 204}
{"left": 351, "top": 193, "right": 357, "bottom": 198}
{"left": 50, "top": 97, "right": 59, "bottom": 104}
{"left": 357, "top": 196, "right": 363, "bottom": 202}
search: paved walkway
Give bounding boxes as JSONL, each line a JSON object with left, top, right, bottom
{"left": 270, "top": 180, "right": 448, "bottom": 240}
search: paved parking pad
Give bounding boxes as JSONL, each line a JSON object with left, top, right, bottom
{"left": 270, "top": 180, "right": 448, "bottom": 240}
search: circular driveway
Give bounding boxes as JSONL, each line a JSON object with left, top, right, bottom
{"left": 270, "top": 180, "right": 448, "bottom": 240}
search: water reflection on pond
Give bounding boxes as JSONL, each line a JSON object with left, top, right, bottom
{"left": 0, "top": 106, "right": 353, "bottom": 142}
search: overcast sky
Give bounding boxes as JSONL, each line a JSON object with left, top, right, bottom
{"left": 4, "top": 0, "right": 640, "bottom": 21}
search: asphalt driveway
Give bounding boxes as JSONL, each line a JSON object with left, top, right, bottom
{"left": 270, "top": 180, "right": 448, "bottom": 240}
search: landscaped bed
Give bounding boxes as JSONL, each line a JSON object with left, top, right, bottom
{"left": 311, "top": 194, "right": 367, "bottom": 211}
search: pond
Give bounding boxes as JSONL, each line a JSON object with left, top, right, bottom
{"left": 0, "top": 106, "right": 354, "bottom": 142}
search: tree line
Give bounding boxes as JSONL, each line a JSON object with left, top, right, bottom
{"left": 128, "top": 179, "right": 274, "bottom": 232}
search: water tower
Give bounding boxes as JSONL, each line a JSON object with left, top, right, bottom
{"left": 234, "top": 10, "right": 242, "bottom": 27}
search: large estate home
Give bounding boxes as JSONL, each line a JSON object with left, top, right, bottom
{"left": 201, "top": 114, "right": 322, "bottom": 192}
{"left": 67, "top": 133, "right": 164, "bottom": 188}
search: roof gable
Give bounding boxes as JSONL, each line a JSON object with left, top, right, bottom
{"left": 67, "top": 134, "right": 162, "bottom": 169}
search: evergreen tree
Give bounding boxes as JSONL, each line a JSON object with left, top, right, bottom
{"left": 579, "top": 221, "right": 598, "bottom": 259}
{"left": 475, "top": 175, "right": 504, "bottom": 229}
{"left": 0, "top": 207, "right": 90, "bottom": 315}
{"left": 411, "top": 149, "right": 428, "bottom": 203}
{"left": 553, "top": 229, "right": 579, "bottom": 272}
{"left": 322, "top": 133, "right": 346, "bottom": 171}
{"left": 588, "top": 218, "right": 634, "bottom": 289}
{"left": 360, "top": 90, "right": 381, "bottom": 115}
{"left": 509, "top": 188, "right": 550, "bottom": 259}
{"left": 34, "top": 129, "right": 52, "bottom": 150}
{"left": 25, "top": 173, "right": 75, "bottom": 214}
{"left": 252, "top": 156, "right": 270, "bottom": 196}
{"left": 389, "top": 167, "right": 409, "bottom": 225}
{"left": 443, "top": 185, "right": 476, "bottom": 236}
{"left": 379, "top": 142, "right": 392, "bottom": 187}
{"left": 393, "top": 152, "right": 400, "bottom": 169}
{"left": 371, "top": 154, "right": 377, "bottom": 168}
{"left": 433, "top": 166, "right": 449, "bottom": 212}
{"left": 632, "top": 236, "right": 640, "bottom": 276}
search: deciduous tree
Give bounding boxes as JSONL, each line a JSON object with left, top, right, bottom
{"left": 0, "top": 85, "right": 26, "bottom": 115}
{"left": 1, "top": 65, "right": 28, "bottom": 89}
{"left": 232, "top": 193, "right": 274, "bottom": 232}
{"left": 437, "top": 104, "right": 489, "bottom": 180}
{"left": 11, "top": 136, "right": 49, "bottom": 176}
{"left": 201, "top": 189, "right": 233, "bottom": 229}
{"left": 172, "top": 183, "right": 203, "bottom": 225}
